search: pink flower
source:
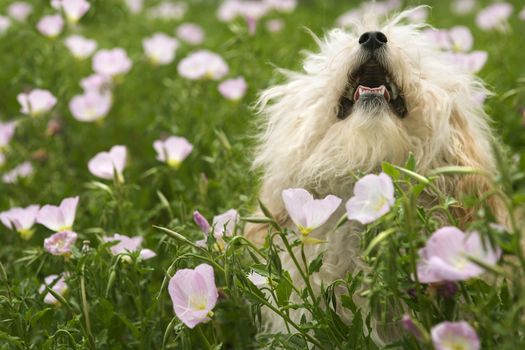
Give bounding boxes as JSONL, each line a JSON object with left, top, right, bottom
{"left": 193, "top": 210, "right": 211, "bottom": 234}
{"left": 64, "top": 35, "right": 97, "bottom": 59}
{"left": 37, "top": 14, "right": 64, "bottom": 38}
{"left": 176, "top": 23, "right": 204, "bottom": 45}
{"left": 265, "top": 19, "right": 284, "bottom": 33}
{"left": 142, "top": 33, "right": 179, "bottom": 65}
{"left": 2, "top": 161, "right": 33, "bottom": 183}
{"left": 168, "top": 263, "right": 218, "bottom": 328}
{"left": 451, "top": 0, "right": 476, "bottom": 15}
{"left": 153, "top": 136, "right": 193, "bottom": 168}
{"left": 88, "top": 145, "right": 127, "bottom": 181}
{"left": 416, "top": 226, "right": 501, "bottom": 283}
{"left": 69, "top": 91, "right": 112, "bottom": 122}
{"left": 282, "top": 188, "right": 342, "bottom": 235}
{"left": 444, "top": 51, "right": 488, "bottom": 74}
{"left": 345, "top": 173, "right": 395, "bottom": 225}
{"left": 422, "top": 29, "right": 452, "bottom": 51}
{"left": 39, "top": 274, "right": 68, "bottom": 304}
{"left": 448, "top": 26, "right": 473, "bottom": 52}
{"left": 17, "top": 89, "right": 57, "bottom": 116}
{"left": 125, "top": 0, "right": 144, "bottom": 14}
{"left": 264, "top": 0, "right": 297, "bottom": 13}
{"left": 92, "top": 48, "right": 132, "bottom": 77}
{"left": 0, "top": 204, "right": 39, "bottom": 239}
{"left": 212, "top": 209, "right": 238, "bottom": 238}
{"left": 0, "top": 121, "right": 16, "bottom": 149}
{"left": 51, "top": 0, "right": 90, "bottom": 24}
{"left": 194, "top": 209, "right": 238, "bottom": 247}
{"left": 80, "top": 74, "right": 111, "bottom": 93}
{"left": 0, "top": 15, "right": 12, "bottom": 34}
{"left": 37, "top": 196, "right": 79, "bottom": 232}
{"left": 44, "top": 231, "right": 78, "bottom": 256}
{"left": 147, "top": 1, "right": 187, "bottom": 20}
{"left": 7, "top": 2, "right": 33, "bottom": 22}
{"left": 476, "top": 3, "right": 513, "bottom": 31}
{"left": 431, "top": 321, "right": 480, "bottom": 350}
{"left": 401, "top": 314, "right": 425, "bottom": 341}
{"left": 218, "top": 0, "right": 270, "bottom": 22}
{"left": 103, "top": 233, "right": 156, "bottom": 260}
{"left": 177, "top": 50, "right": 229, "bottom": 80}
{"left": 218, "top": 77, "right": 247, "bottom": 101}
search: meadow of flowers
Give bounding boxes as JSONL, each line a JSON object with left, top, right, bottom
{"left": 1, "top": 0, "right": 525, "bottom": 349}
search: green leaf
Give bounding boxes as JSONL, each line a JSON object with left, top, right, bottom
{"left": 381, "top": 162, "right": 400, "bottom": 180}
{"left": 308, "top": 252, "right": 324, "bottom": 274}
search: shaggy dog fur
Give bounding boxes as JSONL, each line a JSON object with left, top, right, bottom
{"left": 246, "top": 7, "right": 505, "bottom": 342}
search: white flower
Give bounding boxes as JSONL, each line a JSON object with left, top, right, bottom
{"left": 142, "top": 33, "right": 179, "bottom": 65}
{"left": 282, "top": 188, "right": 342, "bottom": 235}
{"left": 64, "top": 35, "right": 97, "bottom": 59}
{"left": 345, "top": 173, "right": 394, "bottom": 224}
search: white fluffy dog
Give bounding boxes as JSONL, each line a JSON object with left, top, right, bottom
{"left": 246, "top": 7, "right": 504, "bottom": 339}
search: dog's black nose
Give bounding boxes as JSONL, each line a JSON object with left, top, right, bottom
{"left": 359, "top": 31, "right": 388, "bottom": 51}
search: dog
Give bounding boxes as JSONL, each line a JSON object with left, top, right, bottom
{"left": 245, "top": 6, "right": 505, "bottom": 342}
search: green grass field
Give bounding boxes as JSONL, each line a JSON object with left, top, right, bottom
{"left": 1, "top": 0, "right": 525, "bottom": 349}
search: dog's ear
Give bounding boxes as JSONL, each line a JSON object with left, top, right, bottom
{"left": 446, "top": 97, "right": 507, "bottom": 226}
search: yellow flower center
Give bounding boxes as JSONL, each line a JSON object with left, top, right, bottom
{"left": 18, "top": 229, "right": 35, "bottom": 240}
{"left": 167, "top": 159, "right": 181, "bottom": 169}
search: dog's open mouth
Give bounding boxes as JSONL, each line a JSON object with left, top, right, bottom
{"left": 337, "top": 58, "right": 407, "bottom": 119}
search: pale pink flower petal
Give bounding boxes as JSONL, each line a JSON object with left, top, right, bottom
{"left": 431, "top": 321, "right": 480, "bottom": 350}
{"left": 88, "top": 145, "right": 127, "bottom": 181}
{"left": 147, "top": 1, "right": 187, "bottom": 20}
{"left": 444, "top": 51, "right": 488, "bottom": 74}
{"left": 177, "top": 50, "right": 229, "bottom": 80}
{"left": 39, "top": 274, "right": 68, "bottom": 304}
{"left": 416, "top": 227, "right": 501, "bottom": 283}
{"left": 0, "top": 121, "right": 17, "bottom": 148}
{"left": 168, "top": 263, "right": 218, "bottom": 328}
{"left": 451, "top": 0, "right": 476, "bottom": 15}
{"left": 153, "top": 136, "right": 193, "bottom": 168}
{"left": 143, "top": 33, "right": 179, "bottom": 65}
{"left": 8, "top": 2, "right": 33, "bottom": 22}
{"left": 520, "top": 6, "right": 525, "bottom": 20}
{"left": 37, "top": 14, "right": 64, "bottom": 38}
{"left": 212, "top": 209, "right": 238, "bottom": 238}
{"left": 103, "top": 233, "right": 154, "bottom": 259}
{"left": 218, "top": 77, "right": 247, "bottom": 101}
{"left": 345, "top": 173, "right": 395, "bottom": 225}
{"left": 80, "top": 74, "right": 111, "bottom": 93}
{"left": 64, "top": 35, "right": 97, "bottom": 59}
{"left": 422, "top": 29, "right": 452, "bottom": 51}
{"left": 0, "top": 15, "right": 12, "bottom": 34}
{"left": 282, "top": 188, "right": 342, "bottom": 235}
{"left": 265, "top": 19, "right": 284, "bottom": 32}
{"left": 52, "top": 0, "right": 90, "bottom": 24}
{"left": 0, "top": 205, "right": 39, "bottom": 239}
{"left": 264, "top": 0, "right": 297, "bottom": 13}
{"left": 92, "top": 48, "right": 132, "bottom": 77}
{"left": 125, "top": 0, "right": 144, "bottom": 14}
{"left": 139, "top": 248, "right": 156, "bottom": 260}
{"left": 448, "top": 26, "right": 473, "bottom": 52}
{"left": 37, "top": 196, "right": 79, "bottom": 232}
{"left": 176, "top": 23, "right": 204, "bottom": 45}
{"left": 2, "top": 161, "right": 33, "bottom": 183}
{"left": 69, "top": 91, "right": 112, "bottom": 122}
{"left": 476, "top": 3, "right": 513, "bottom": 31}
{"left": 17, "top": 89, "right": 57, "bottom": 116}
{"left": 193, "top": 210, "right": 210, "bottom": 234}
{"left": 44, "top": 230, "right": 78, "bottom": 256}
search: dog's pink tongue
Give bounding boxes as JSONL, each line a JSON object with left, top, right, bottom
{"left": 354, "top": 85, "right": 390, "bottom": 102}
